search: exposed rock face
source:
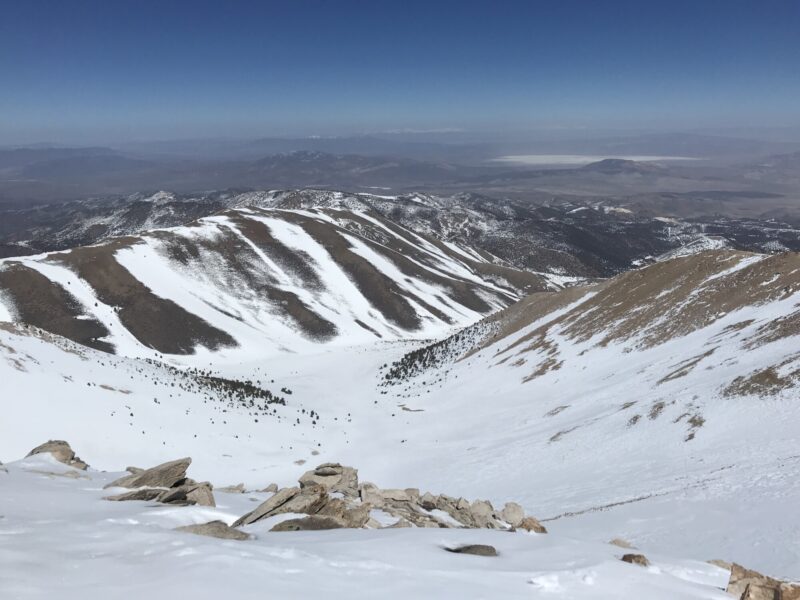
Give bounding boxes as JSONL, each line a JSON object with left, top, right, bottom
{"left": 726, "top": 563, "right": 800, "bottom": 600}
{"left": 105, "top": 457, "right": 192, "bottom": 489}
{"left": 176, "top": 521, "right": 250, "bottom": 540}
{"left": 270, "top": 515, "right": 348, "bottom": 532}
{"left": 261, "top": 483, "right": 278, "bottom": 494}
{"left": 26, "top": 440, "right": 88, "bottom": 470}
{"left": 621, "top": 554, "right": 650, "bottom": 567}
{"left": 445, "top": 544, "right": 498, "bottom": 557}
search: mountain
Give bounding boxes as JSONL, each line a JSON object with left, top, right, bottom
{"left": 0, "top": 204, "right": 545, "bottom": 357}
{"left": 1, "top": 248, "right": 799, "bottom": 582}
{"left": 377, "top": 249, "right": 800, "bottom": 576}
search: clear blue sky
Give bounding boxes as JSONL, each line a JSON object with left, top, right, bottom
{"left": 1, "top": 0, "right": 799, "bottom": 144}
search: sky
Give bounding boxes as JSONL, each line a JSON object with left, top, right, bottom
{"left": 1, "top": 0, "right": 799, "bottom": 144}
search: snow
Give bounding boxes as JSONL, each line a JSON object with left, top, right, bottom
{"left": 0, "top": 458, "right": 732, "bottom": 600}
{"left": 3, "top": 244, "right": 800, "bottom": 592}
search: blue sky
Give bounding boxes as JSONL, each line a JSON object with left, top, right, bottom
{"left": 1, "top": 0, "right": 799, "bottom": 143}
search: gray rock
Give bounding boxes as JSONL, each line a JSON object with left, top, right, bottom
{"left": 26, "top": 440, "right": 88, "bottom": 470}
{"left": 233, "top": 486, "right": 302, "bottom": 527}
{"left": 316, "top": 497, "right": 370, "bottom": 528}
{"left": 159, "top": 482, "right": 215, "bottom": 507}
{"left": 469, "top": 499, "right": 497, "bottom": 528}
{"left": 261, "top": 483, "right": 278, "bottom": 494}
{"left": 105, "top": 457, "right": 191, "bottom": 489}
{"left": 359, "top": 484, "right": 418, "bottom": 506}
{"left": 217, "top": 483, "right": 246, "bottom": 494}
{"left": 419, "top": 492, "right": 438, "bottom": 511}
{"left": 445, "top": 544, "right": 498, "bottom": 557}
{"left": 298, "top": 463, "right": 359, "bottom": 498}
{"left": 621, "top": 553, "right": 650, "bottom": 567}
{"left": 270, "top": 515, "right": 347, "bottom": 531}
{"left": 500, "top": 502, "right": 524, "bottom": 527}
{"left": 105, "top": 488, "right": 165, "bottom": 502}
{"left": 126, "top": 466, "right": 144, "bottom": 474}
{"left": 176, "top": 520, "right": 250, "bottom": 540}
{"left": 726, "top": 563, "right": 800, "bottom": 599}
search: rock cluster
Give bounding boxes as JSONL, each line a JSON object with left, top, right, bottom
{"left": 726, "top": 563, "right": 800, "bottom": 600}
{"left": 234, "top": 462, "right": 546, "bottom": 533}
{"left": 104, "top": 457, "right": 215, "bottom": 507}
{"left": 26, "top": 440, "right": 88, "bottom": 470}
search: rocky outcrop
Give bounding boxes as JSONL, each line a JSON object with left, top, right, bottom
{"left": 104, "top": 457, "right": 215, "bottom": 507}
{"left": 726, "top": 563, "right": 800, "bottom": 600}
{"left": 230, "top": 463, "right": 546, "bottom": 533}
{"left": 26, "top": 440, "right": 88, "bottom": 470}
{"left": 176, "top": 521, "right": 250, "bottom": 540}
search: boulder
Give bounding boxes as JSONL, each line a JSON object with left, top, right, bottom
{"left": 270, "top": 515, "right": 347, "bottom": 532}
{"left": 726, "top": 563, "right": 800, "bottom": 600}
{"left": 469, "top": 499, "right": 496, "bottom": 528}
{"left": 261, "top": 483, "right": 278, "bottom": 494}
{"left": 126, "top": 466, "right": 144, "bottom": 474}
{"left": 500, "top": 502, "right": 524, "bottom": 527}
{"left": 217, "top": 483, "right": 246, "bottom": 494}
{"left": 360, "top": 484, "right": 420, "bottom": 507}
{"left": 26, "top": 440, "right": 88, "bottom": 470}
{"left": 176, "top": 520, "right": 250, "bottom": 541}
{"left": 316, "top": 497, "right": 371, "bottom": 528}
{"left": 298, "top": 463, "right": 359, "bottom": 498}
{"left": 105, "top": 457, "right": 191, "bottom": 489}
{"left": 781, "top": 584, "right": 800, "bottom": 600}
{"left": 419, "top": 492, "right": 438, "bottom": 511}
{"left": 621, "top": 554, "right": 650, "bottom": 567}
{"left": 518, "top": 517, "right": 547, "bottom": 534}
{"left": 106, "top": 488, "right": 164, "bottom": 502}
{"left": 445, "top": 544, "right": 498, "bottom": 557}
{"left": 233, "top": 487, "right": 301, "bottom": 527}
{"left": 609, "top": 538, "right": 635, "bottom": 549}
{"left": 159, "top": 482, "right": 216, "bottom": 507}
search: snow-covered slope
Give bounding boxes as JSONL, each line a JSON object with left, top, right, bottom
{"left": 2, "top": 250, "right": 800, "bottom": 583}
{"left": 376, "top": 249, "right": 800, "bottom": 578}
{"left": 0, "top": 454, "right": 733, "bottom": 600}
{"left": 0, "top": 206, "right": 545, "bottom": 359}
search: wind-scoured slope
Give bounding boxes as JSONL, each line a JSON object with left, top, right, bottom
{"left": 0, "top": 206, "right": 544, "bottom": 359}
{"left": 380, "top": 250, "right": 800, "bottom": 577}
